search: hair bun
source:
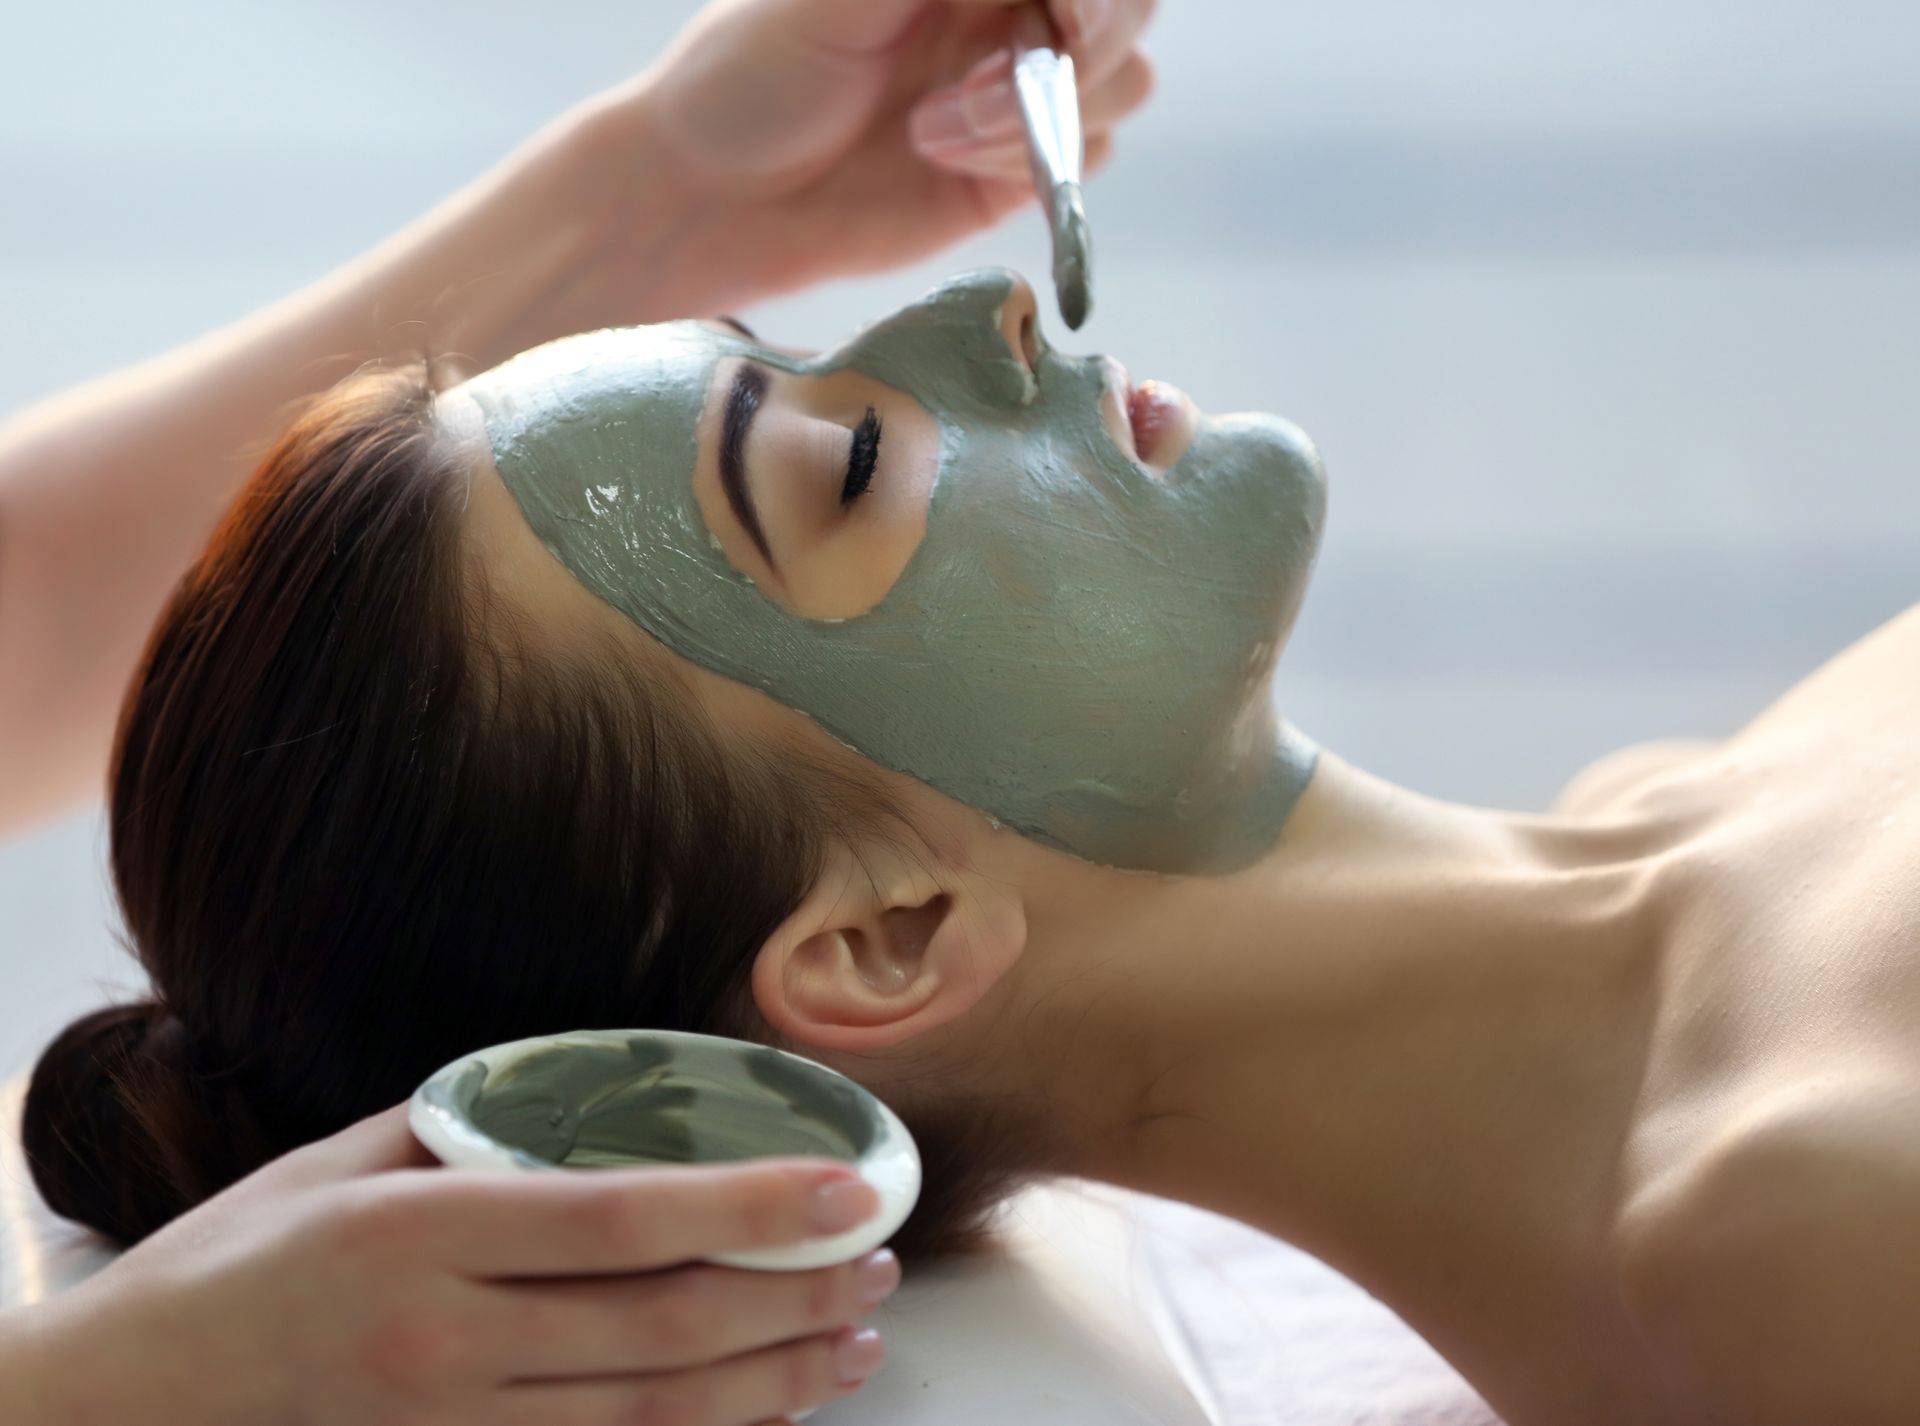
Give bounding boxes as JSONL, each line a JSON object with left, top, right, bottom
{"left": 22, "top": 1002, "right": 215, "bottom": 1244}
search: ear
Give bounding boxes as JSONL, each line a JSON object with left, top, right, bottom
{"left": 750, "top": 835, "right": 1027, "bottom": 1054}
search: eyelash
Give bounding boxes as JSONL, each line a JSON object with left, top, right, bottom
{"left": 840, "top": 406, "right": 883, "bottom": 507}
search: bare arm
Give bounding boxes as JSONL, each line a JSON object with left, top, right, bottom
{"left": 0, "top": 109, "right": 678, "bottom": 834}
{"left": 0, "top": 1108, "right": 894, "bottom": 1426}
{"left": 0, "top": 0, "right": 1156, "bottom": 836}
{"left": 0, "top": 1306, "right": 53, "bottom": 1422}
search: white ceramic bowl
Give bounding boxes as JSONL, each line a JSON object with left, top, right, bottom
{"left": 409, "top": 1029, "right": 920, "bottom": 1271}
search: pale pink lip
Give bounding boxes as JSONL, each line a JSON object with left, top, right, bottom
{"left": 1128, "top": 381, "right": 1185, "bottom": 464}
{"left": 1096, "top": 358, "right": 1196, "bottom": 470}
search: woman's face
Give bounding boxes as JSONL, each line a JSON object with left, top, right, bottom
{"left": 684, "top": 279, "right": 1199, "bottom": 620}
{"left": 449, "top": 269, "right": 1327, "bottom": 873}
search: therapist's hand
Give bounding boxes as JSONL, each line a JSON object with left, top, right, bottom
{"left": 584, "top": 0, "right": 1156, "bottom": 321}
{"left": 26, "top": 1106, "right": 898, "bottom": 1426}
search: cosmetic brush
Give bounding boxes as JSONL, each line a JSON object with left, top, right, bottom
{"left": 1011, "top": 7, "right": 1093, "bottom": 329}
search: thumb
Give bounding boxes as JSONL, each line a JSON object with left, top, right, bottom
{"left": 238, "top": 1103, "right": 437, "bottom": 1197}
{"left": 302, "top": 1102, "right": 439, "bottom": 1178}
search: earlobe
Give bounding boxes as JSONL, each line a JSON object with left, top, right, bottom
{"left": 751, "top": 845, "right": 1026, "bottom": 1054}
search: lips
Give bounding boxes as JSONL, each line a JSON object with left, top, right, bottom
{"left": 1092, "top": 356, "right": 1196, "bottom": 470}
{"left": 1128, "top": 380, "right": 1185, "bottom": 465}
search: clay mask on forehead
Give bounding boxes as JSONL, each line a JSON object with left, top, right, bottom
{"left": 460, "top": 269, "right": 1326, "bottom": 873}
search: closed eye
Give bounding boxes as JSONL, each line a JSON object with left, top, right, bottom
{"left": 840, "top": 406, "right": 882, "bottom": 507}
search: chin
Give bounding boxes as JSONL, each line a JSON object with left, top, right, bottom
{"left": 1184, "top": 409, "right": 1326, "bottom": 506}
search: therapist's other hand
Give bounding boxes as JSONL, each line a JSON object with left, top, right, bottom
{"left": 36, "top": 1105, "right": 897, "bottom": 1426}
{"left": 594, "top": 0, "right": 1156, "bottom": 319}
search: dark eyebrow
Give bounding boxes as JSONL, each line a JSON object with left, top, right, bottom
{"left": 716, "top": 314, "right": 756, "bottom": 339}
{"left": 719, "top": 361, "right": 775, "bottom": 571}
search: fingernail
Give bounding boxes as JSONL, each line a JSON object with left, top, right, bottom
{"left": 811, "top": 1176, "right": 879, "bottom": 1234}
{"left": 962, "top": 79, "right": 1021, "bottom": 140}
{"left": 910, "top": 90, "right": 972, "bottom": 152}
{"left": 961, "top": 45, "right": 1012, "bottom": 88}
{"left": 910, "top": 76, "right": 1021, "bottom": 152}
{"left": 852, "top": 1249, "right": 901, "bottom": 1308}
{"left": 921, "top": 142, "right": 1029, "bottom": 181}
{"left": 833, "top": 1325, "right": 886, "bottom": 1385}
{"left": 1071, "top": 0, "right": 1116, "bottom": 49}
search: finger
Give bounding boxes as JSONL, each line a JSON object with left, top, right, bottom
{"left": 486, "top": 1251, "right": 901, "bottom": 1377}
{"left": 224, "top": 1104, "right": 434, "bottom": 1205}
{"left": 922, "top": 48, "right": 1149, "bottom": 169}
{"left": 910, "top": 45, "right": 1153, "bottom": 164}
{"left": 773, "top": 0, "right": 1152, "bottom": 79}
{"left": 772, "top": 0, "right": 1030, "bottom": 57}
{"left": 1085, "top": 129, "right": 1116, "bottom": 178}
{"left": 495, "top": 1324, "right": 886, "bottom": 1426}
{"left": 391, "top": 1159, "right": 880, "bottom": 1278}
{"left": 298, "top": 1104, "right": 437, "bottom": 1176}
{"left": 952, "top": 131, "right": 1116, "bottom": 229}
{"left": 917, "top": 55, "right": 1144, "bottom": 179}
{"left": 1048, "top": 0, "right": 1158, "bottom": 88}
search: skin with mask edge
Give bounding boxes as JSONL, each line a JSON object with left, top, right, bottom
{"left": 452, "top": 268, "right": 1326, "bottom": 874}
{"left": 438, "top": 271, "right": 1920, "bottom": 1424}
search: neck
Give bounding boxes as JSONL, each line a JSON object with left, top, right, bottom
{"left": 991, "top": 749, "right": 1678, "bottom": 1353}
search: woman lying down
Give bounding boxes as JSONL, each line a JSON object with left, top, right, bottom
{"left": 28, "top": 267, "right": 1920, "bottom": 1425}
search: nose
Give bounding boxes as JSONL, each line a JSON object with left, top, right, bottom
{"left": 994, "top": 276, "right": 1041, "bottom": 375}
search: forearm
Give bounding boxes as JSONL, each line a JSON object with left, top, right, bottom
{"left": 0, "top": 1305, "right": 80, "bottom": 1426}
{"left": 0, "top": 1289, "right": 203, "bottom": 1426}
{"left": 0, "top": 97, "right": 683, "bottom": 832}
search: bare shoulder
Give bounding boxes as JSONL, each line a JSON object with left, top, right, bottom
{"left": 1734, "top": 599, "right": 1920, "bottom": 745}
{"left": 1549, "top": 739, "right": 1721, "bottom": 817}
{"left": 1613, "top": 1075, "right": 1920, "bottom": 1424}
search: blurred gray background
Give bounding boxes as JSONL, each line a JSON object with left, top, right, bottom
{"left": 4, "top": 0, "right": 1919, "bottom": 1076}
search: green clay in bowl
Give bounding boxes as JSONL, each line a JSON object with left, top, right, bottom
{"left": 409, "top": 1029, "right": 920, "bottom": 1271}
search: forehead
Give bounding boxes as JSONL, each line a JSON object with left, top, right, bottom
{"left": 472, "top": 322, "right": 733, "bottom": 402}
{"left": 456, "top": 322, "right": 763, "bottom": 486}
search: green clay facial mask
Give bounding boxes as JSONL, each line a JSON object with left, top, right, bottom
{"left": 423, "top": 1033, "right": 883, "bottom": 1170}
{"left": 457, "top": 269, "right": 1326, "bottom": 873}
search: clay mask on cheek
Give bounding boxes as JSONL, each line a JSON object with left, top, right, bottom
{"left": 460, "top": 269, "right": 1327, "bottom": 873}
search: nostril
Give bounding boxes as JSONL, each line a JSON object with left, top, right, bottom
{"left": 992, "top": 276, "right": 1042, "bottom": 376}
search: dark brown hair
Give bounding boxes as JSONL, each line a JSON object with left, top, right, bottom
{"left": 23, "top": 363, "right": 1021, "bottom": 1257}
